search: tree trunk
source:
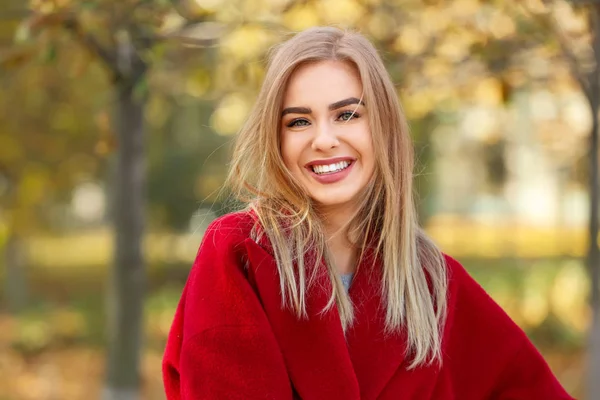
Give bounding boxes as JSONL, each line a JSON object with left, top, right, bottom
{"left": 3, "top": 233, "right": 27, "bottom": 313}
{"left": 103, "top": 80, "right": 147, "bottom": 400}
{"left": 588, "top": 14, "right": 600, "bottom": 398}
{"left": 588, "top": 100, "right": 600, "bottom": 400}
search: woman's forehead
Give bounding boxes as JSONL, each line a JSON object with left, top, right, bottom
{"left": 283, "top": 60, "right": 363, "bottom": 107}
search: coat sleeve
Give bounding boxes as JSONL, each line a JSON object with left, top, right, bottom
{"left": 162, "top": 214, "right": 293, "bottom": 400}
{"left": 443, "top": 255, "right": 574, "bottom": 400}
{"left": 490, "top": 337, "right": 574, "bottom": 399}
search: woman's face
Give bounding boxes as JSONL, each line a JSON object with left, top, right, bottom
{"left": 280, "top": 60, "right": 375, "bottom": 214}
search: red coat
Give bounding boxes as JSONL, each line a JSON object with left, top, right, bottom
{"left": 162, "top": 211, "right": 573, "bottom": 399}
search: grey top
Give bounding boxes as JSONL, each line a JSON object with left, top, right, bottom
{"left": 340, "top": 273, "right": 354, "bottom": 293}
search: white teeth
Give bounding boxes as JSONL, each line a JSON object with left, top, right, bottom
{"left": 311, "top": 161, "right": 350, "bottom": 175}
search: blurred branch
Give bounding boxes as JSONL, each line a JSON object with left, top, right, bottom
{"left": 521, "top": 3, "right": 594, "bottom": 103}
{"left": 63, "top": 17, "right": 118, "bottom": 75}
{"left": 14, "top": 7, "right": 156, "bottom": 84}
{"left": 569, "top": 0, "right": 600, "bottom": 4}
{"left": 590, "top": 5, "right": 600, "bottom": 106}
{"left": 21, "top": 11, "right": 120, "bottom": 78}
{"left": 131, "top": 21, "right": 228, "bottom": 48}
{"left": 554, "top": 22, "right": 593, "bottom": 102}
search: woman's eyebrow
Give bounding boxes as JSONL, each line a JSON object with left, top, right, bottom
{"left": 329, "top": 97, "right": 365, "bottom": 110}
{"left": 281, "top": 97, "right": 365, "bottom": 117}
{"left": 281, "top": 107, "right": 311, "bottom": 116}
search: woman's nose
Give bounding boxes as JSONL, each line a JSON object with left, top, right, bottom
{"left": 311, "top": 123, "right": 340, "bottom": 151}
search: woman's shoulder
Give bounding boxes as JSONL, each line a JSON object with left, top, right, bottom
{"left": 440, "top": 252, "right": 529, "bottom": 350}
{"left": 440, "top": 253, "right": 468, "bottom": 278}
{"left": 441, "top": 253, "right": 494, "bottom": 301}
{"left": 439, "top": 258, "right": 572, "bottom": 398}
{"left": 200, "top": 210, "right": 257, "bottom": 249}
{"left": 193, "top": 209, "right": 278, "bottom": 267}
{"left": 441, "top": 253, "right": 507, "bottom": 316}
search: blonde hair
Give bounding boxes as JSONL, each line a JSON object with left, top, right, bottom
{"left": 226, "top": 27, "right": 448, "bottom": 369}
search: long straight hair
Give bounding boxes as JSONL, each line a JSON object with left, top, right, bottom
{"left": 226, "top": 27, "right": 448, "bottom": 369}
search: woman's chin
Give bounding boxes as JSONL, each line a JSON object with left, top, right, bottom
{"left": 308, "top": 191, "right": 358, "bottom": 210}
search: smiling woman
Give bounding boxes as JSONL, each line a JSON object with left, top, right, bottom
{"left": 162, "top": 27, "right": 574, "bottom": 400}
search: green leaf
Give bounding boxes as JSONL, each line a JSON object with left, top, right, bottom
{"left": 40, "top": 44, "right": 58, "bottom": 64}
{"left": 133, "top": 76, "right": 149, "bottom": 101}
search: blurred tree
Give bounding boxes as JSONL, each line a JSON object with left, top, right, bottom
{"left": 0, "top": 0, "right": 107, "bottom": 313}
{"left": 2, "top": 1, "right": 227, "bottom": 398}
{"left": 527, "top": 0, "right": 600, "bottom": 399}
{"left": 522, "top": 1, "right": 600, "bottom": 397}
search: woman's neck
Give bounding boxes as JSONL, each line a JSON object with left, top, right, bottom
{"left": 319, "top": 207, "right": 358, "bottom": 275}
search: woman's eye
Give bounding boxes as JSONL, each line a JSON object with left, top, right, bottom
{"left": 287, "top": 119, "right": 310, "bottom": 128}
{"left": 338, "top": 111, "right": 359, "bottom": 121}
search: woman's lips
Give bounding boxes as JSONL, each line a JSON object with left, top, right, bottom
{"left": 306, "top": 161, "right": 354, "bottom": 184}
